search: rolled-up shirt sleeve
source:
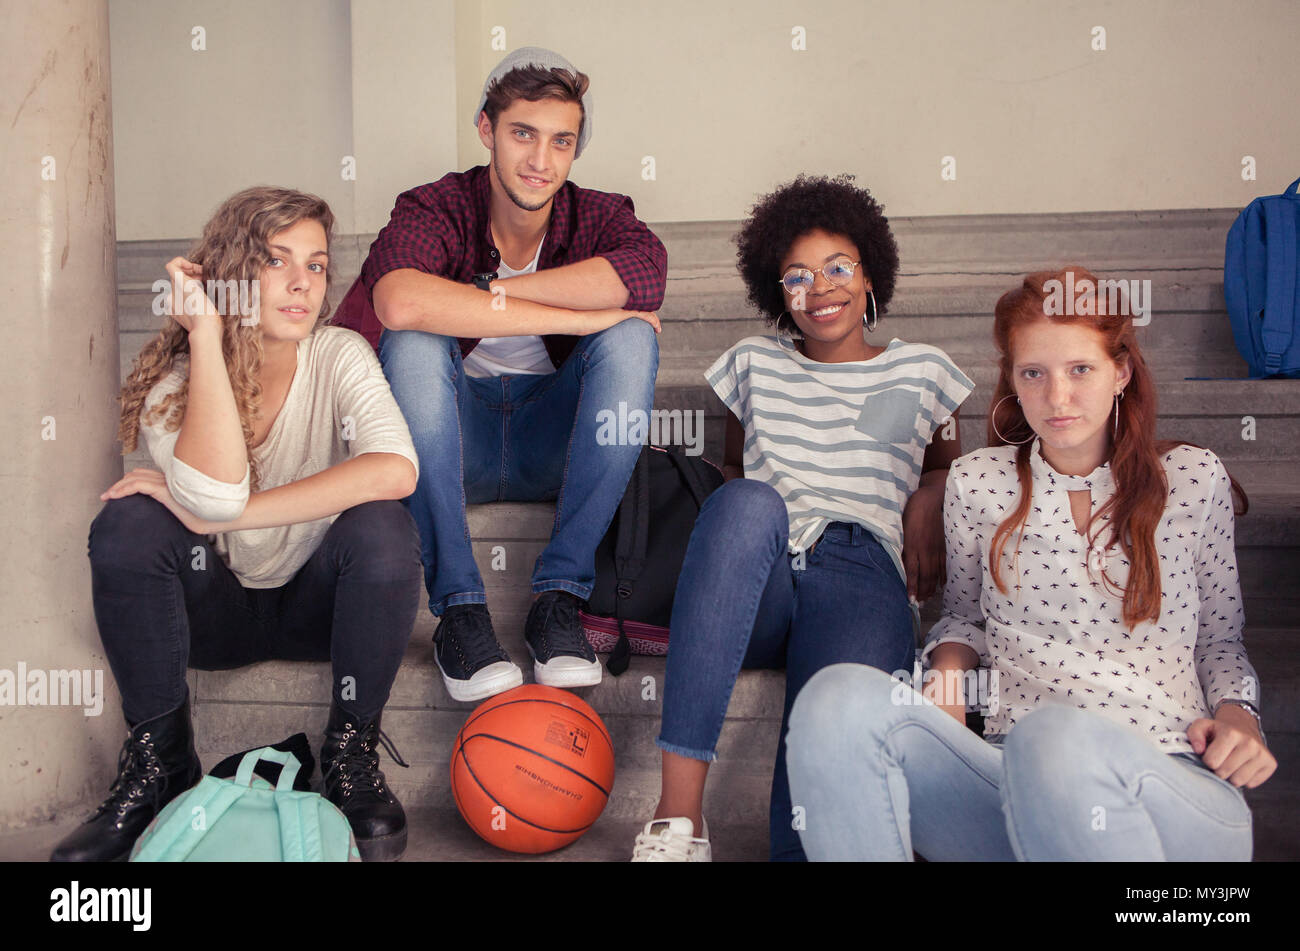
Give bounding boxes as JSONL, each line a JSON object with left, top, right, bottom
{"left": 922, "top": 462, "right": 991, "bottom": 668}
{"left": 138, "top": 367, "right": 250, "bottom": 523}
{"left": 593, "top": 196, "right": 667, "bottom": 311}
{"left": 330, "top": 332, "right": 420, "bottom": 479}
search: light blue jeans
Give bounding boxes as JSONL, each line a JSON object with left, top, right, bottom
{"left": 786, "top": 664, "right": 1254, "bottom": 861}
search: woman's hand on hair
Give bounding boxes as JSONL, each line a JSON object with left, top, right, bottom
{"left": 164, "top": 256, "right": 224, "bottom": 335}
{"left": 100, "top": 468, "right": 216, "bottom": 535}
{"left": 1186, "top": 707, "right": 1276, "bottom": 789}
{"left": 902, "top": 482, "right": 947, "bottom": 603}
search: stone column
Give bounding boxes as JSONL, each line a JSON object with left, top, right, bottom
{"left": 0, "top": 0, "right": 122, "bottom": 829}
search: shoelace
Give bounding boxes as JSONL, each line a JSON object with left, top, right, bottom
{"left": 91, "top": 731, "right": 164, "bottom": 823}
{"left": 322, "top": 721, "right": 410, "bottom": 802}
{"left": 534, "top": 594, "right": 591, "bottom": 658}
{"left": 439, "top": 609, "right": 509, "bottom": 670}
{"left": 632, "top": 824, "right": 699, "bottom": 862}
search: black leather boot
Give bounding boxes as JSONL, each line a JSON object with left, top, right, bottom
{"left": 320, "top": 703, "right": 409, "bottom": 861}
{"left": 50, "top": 694, "right": 203, "bottom": 862}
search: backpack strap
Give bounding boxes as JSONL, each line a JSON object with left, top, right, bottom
{"left": 238, "top": 747, "right": 326, "bottom": 861}
{"left": 1259, "top": 178, "right": 1300, "bottom": 375}
{"left": 608, "top": 448, "right": 652, "bottom": 675}
{"left": 130, "top": 777, "right": 246, "bottom": 862}
{"left": 274, "top": 791, "right": 326, "bottom": 862}
{"left": 234, "top": 746, "right": 303, "bottom": 792}
{"left": 614, "top": 448, "right": 651, "bottom": 586}
{"left": 663, "top": 446, "right": 712, "bottom": 510}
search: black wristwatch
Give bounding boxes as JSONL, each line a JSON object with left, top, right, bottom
{"left": 473, "top": 272, "right": 497, "bottom": 291}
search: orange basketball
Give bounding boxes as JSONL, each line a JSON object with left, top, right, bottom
{"left": 450, "top": 684, "right": 615, "bottom": 854}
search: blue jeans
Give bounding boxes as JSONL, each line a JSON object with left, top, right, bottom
{"left": 657, "top": 479, "right": 916, "bottom": 862}
{"left": 379, "top": 320, "right": 658, "bottom": 615}
{"left": 786, "top": 664, "right": 1255, "bottom": 861}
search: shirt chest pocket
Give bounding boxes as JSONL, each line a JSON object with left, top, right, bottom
{"left": 854, "top": 387, "right": 923, "bottom": 445}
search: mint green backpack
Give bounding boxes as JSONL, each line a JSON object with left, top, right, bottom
{"left": 129, "top": 747, "right": 361, "bottom": 862}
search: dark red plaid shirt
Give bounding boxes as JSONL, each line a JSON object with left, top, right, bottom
{"left": 331, "top": 164, "right": 667, "bottom": 366}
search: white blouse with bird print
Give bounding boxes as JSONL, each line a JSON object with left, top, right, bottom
{"left": 923, "top": 436, "right": 1258, "bottom": 755}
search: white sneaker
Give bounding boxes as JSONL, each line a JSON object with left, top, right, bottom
{"left": 630, "top": 816, "right": 712, "bottom": 862}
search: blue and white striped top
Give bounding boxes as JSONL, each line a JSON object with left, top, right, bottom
{"left": 706, "top": 335, "right": 976, "bottom": 589}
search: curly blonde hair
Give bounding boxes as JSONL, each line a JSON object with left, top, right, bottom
{"left": 117, "top": 186, "right": 336, "bottom": 491}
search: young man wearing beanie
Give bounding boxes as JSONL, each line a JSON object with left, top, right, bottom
{"left": 332, "top": 48, "right": 666, "bottom": 701}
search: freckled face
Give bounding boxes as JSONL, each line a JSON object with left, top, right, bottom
{"left": 1011, "top": 319, "right": 1131, "bottom": 463}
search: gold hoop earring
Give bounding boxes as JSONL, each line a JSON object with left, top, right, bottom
{"left": 991, "top": 393, "right": 1034, "bottom": 445}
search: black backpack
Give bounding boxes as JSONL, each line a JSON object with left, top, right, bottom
{"left": 581, "top": 445, "right": 724, "bottom": 675}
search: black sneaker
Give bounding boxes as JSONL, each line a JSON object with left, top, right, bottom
{"left": 433, "top": 603, "right": 522, "bottom": 702}
{"left": 524, "top": 591, "right": 602, "bottom": 688}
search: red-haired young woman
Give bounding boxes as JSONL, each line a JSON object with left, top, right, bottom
{"left": 787, "top": 267, "right": 1275, "bottom": 861}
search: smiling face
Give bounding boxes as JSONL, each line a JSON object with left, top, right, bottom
{"left": 256, "top": 217, "right": 328, "bottom": 346}
{"left": 1011, "top": 318, "right": 1132, "bottom": 471}
{"left": 479, "top": 97, "right": 582, "bottom": 212}
{"left": 779, "top": 228, "right": 873, "bottom": 357}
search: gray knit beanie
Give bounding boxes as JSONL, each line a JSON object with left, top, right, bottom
{"left": 473, "top": 47, "right": 593, "bottom": 157}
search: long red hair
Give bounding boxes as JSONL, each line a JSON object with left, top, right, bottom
{"left": 986, "top": 267, "right": 1247, "bottom": 630}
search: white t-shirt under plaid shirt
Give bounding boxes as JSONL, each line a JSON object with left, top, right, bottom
{"left": 705, "top": 335, "right": 975, "bottom": 588}
{"left": 923, "top": 437, "right": 1259, "bottom": 755}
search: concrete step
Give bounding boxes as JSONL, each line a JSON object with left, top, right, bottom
{"left": 114, "top": 216, "right": 1285, "bottom": 399}
{"left": 0, "top": 805, "right": 770, "bottom": 863}
{"left": 183, "top": 624, "right": 1295, "bottom": 848}
{"left": 191, "top": 629, "right": 784, "bottom": 818}
{"left": 6, "top": 726, "right": 1293, "bottom": 862}
{"left": 114, "top": 310, "right": 1265, "bottom": 397}
{"left": 651, "top": 209, "right": 1243, "bottom": 274}
{"left": 109, "top": 437, "right": 1300, "bottom": 628}
{"left": 190, "top": 620, "right": 1300, "bottom": 731}
{"left": 648, "top": 390, "right": 1300, "bottom": 502}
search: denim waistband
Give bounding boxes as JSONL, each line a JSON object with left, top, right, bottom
{"left": 466, "top": 369, "right": 553, "bottom": 410}
{"left": 818, "top": 521, "right": 884, "bottom": 548}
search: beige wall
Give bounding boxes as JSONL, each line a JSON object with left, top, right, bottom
{"left": 458, "top": 0, "right": 1300, "bottom": 221}
{"left": 112, "top": 0, "right": 1299, "bottom": 233}
{"left": 109, "top": 0, "right": 356, "bottom": 240}
{"left": 350, "top": 0, "right": 460, "bottom": 233}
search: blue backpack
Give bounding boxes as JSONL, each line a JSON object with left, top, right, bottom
{"left": 1224, "top": 176, "right": 1300, "bottom": 378}
{"left": 129, "top": 746, "right": 361, "bottom": 862}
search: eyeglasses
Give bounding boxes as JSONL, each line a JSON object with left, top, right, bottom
{"left": 777, "top": 258, "right": 862, "bottom": 294}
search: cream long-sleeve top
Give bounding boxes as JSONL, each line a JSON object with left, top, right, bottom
{"left": 138, "top": 326, "right": 419, "bottom": 589}
{"left": 922, "top": 436, "right": 1258, "bottom": 755}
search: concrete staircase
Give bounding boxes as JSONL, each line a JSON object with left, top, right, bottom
{"left": 5, "top": 209, "right": 1295, "bottom": 862}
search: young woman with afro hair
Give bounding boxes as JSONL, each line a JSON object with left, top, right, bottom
{"left": 631, "top": 175, "right": 975, "bottom": 862}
